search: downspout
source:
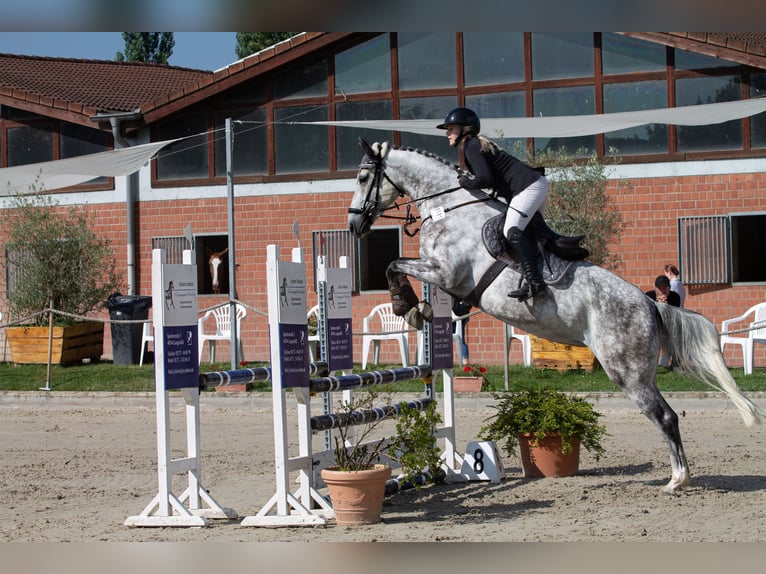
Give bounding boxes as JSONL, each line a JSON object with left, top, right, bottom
{"left": 108, "top": 117, "right": 137, "bottom": 295}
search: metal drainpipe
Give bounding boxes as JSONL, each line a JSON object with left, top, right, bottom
{"left": 109, "top": 117, "right": 137, "bottom": 296}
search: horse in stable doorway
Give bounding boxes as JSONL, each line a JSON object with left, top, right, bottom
{"left": 207, "top": 247, "right": 229, "bottom": 294}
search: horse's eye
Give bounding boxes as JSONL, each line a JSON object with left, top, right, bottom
{"left": 358, "top": 173, "right": 369, "bottom": 184}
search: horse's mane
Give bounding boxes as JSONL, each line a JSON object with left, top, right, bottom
{"left": 393, "top": 145, "right": 463, "bottom": 173}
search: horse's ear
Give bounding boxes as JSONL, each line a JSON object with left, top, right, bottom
{"left": 358, "top": 137, "right": 374, "bottom": 158}
{"left": 221, "top": 247, "right": 229, "bottom": 256}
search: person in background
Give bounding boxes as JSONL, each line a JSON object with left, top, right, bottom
{"left": 645, "top": 275, "right": 681, "bottom": 307}
{"left": 664, "top": 264, "right": 686, "bottom": 308}
{"left": 452, "top": 298, "right": 471, "bottom": 366}
{"left": 645, "top": 274, "right": 680, "bottom": 368}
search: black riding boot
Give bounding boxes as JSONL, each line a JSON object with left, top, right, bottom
{"left": 506, "top": 227, "right": 546, "bottom": 301}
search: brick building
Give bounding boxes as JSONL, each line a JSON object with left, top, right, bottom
{"left": 2, "top": 32, "right": 766, "bottom": 368}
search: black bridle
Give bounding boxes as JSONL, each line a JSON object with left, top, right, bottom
{"left": 348, "top": 156, "right": 490, "bottom": 237}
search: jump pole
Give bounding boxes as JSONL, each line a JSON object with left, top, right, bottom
{"left": 125, "top": 248, "right": 236, "bottom": 527}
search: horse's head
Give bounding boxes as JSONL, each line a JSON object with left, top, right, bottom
{"left": 207, "top": 247, "right": 228, "bottom": 293}
{"left": 348, "top": 138, "right": 400, "bottom": 238}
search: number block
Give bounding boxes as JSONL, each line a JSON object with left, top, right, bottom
{"left": 460, "top": 440, "right": 505, "bottom": 483}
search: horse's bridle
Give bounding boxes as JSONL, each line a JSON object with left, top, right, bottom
{"left": 348, "top": 156, "right": 422, "bottom": 236}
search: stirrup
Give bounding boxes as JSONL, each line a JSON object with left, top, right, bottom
{"left": 508, "top": 282, "right": 545, "bottom": 301}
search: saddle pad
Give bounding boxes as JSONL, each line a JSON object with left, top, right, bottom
{"left": 481, "top": 214, "right": 575, "bottom": 286}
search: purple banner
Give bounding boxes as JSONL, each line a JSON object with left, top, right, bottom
{"left": 327, "top": 317, "right": 353, "bottom": 371}
{"left": 431, "top": 316, "right": 454, "bottom": 370}
{"left": 162, "top": 325, "right": 199, "bottom": 390}
{"left": 279, "top": 323, "right": 309, "bottom": 388}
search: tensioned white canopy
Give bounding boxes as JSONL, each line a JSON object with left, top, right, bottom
{"left": 298, "top": 98, "right": 766, "bottom": 138}
{"left": 0, "top": 138, "right": 179, "bottom": 197}
{"left": 2, "top": 98, "right": 766, "bottom": 195}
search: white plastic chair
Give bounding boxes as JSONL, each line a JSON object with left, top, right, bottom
{"left": 720, "top": 302, "right": 766, "bottom": 375}
{"left": 507, "top": 324, "right": 532, "bottom": 367}
{"left": 198, "top": 303, "right": 247, "bottom": 364}
{"left": 307, "top": 304, "right": 321, "bottom": 362}
{"left": 361, "top": 303, "right": 409, "bottom": 369}
{"left": 139, "top": 320, "right": 154, "bottom": 366}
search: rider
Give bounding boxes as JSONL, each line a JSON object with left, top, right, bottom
{"left": 437, "top": 106, "right": 557, "bottom": 300}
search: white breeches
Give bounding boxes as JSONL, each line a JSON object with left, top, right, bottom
{"left": 503, "top": 176, "right": 549, "bottom": 235}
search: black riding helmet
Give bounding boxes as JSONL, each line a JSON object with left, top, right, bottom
{"left": 436, "top": 107, "right": 480, "bottom": 132}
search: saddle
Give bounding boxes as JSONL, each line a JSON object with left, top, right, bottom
{"left": 461, "top": 215, "right": 586, "bottom": 306}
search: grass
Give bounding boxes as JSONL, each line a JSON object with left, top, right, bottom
{"left": 1, "top": 360, "right": 765, "bottom": 394}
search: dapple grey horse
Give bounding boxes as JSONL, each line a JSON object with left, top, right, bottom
{"left": 347, "top": 139, "right": 763, "bottom": 493}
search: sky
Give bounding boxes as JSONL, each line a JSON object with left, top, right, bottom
{"left": 0, "top": 32, "right": 240, "bottom": 71}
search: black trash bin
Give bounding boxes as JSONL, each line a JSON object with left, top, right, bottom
{"left": 105, "top": 293, "right": 153, "bottom": 365}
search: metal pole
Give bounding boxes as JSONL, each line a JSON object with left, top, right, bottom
{"left": 225, "top": 118, "right": 238, "bottom": 370}
{"left": 41, "top": 298, "right": 54, "bottom": 391}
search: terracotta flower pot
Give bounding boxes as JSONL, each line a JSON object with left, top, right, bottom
{"left": 517, "top": 433, "right": 581, "bottom": 478}
{"left": 453, "top": 376, "right": 485, "bottom": 392}
{"left": 320, "top": 464, "right": 391, "bottom": 525}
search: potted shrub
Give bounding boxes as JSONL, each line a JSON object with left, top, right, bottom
{"left": 1, "top": 186, "right": 122, "bottom": 364}
{"left": 479, "top": 388, "right": 607, "bottom": 478}
{"left": 454, "top": 363, "right": 489, "bottom": 392}
{"left": 320, "top": 390, "right": 443, "bottom": 525}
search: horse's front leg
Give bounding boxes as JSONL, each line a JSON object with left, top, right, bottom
{"left": 386, "top": 258, "right": 445, "bottom": 329}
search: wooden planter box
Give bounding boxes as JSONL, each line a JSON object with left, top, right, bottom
{"left": 529, "top": 335, "right": 599, "bottom": 372}
{"left": 6, "top": 321, "right": 104, "bottom": 365}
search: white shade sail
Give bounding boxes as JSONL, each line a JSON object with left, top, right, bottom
{"left": 0, "top": 138, "right": 179, "bottom": 196}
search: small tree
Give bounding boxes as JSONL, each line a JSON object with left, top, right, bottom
{"left": 116, "top": 32, "right": 175, "bottom": 64}
{"left": 1, "top": 185, "right": 123, "bottom": 326}
{"left": 235, "top": 33, "right": 296, "bottom": 59}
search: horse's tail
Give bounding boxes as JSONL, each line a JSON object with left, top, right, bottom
{"left": 656, "top": 303, "right": 764, "bottom": 427}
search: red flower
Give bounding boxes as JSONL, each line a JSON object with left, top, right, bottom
{"left": 463, "top": 364, "right": 487, "bottom": 377}
{"left": 239, "top": 360, "right": 247, "bottom": 367}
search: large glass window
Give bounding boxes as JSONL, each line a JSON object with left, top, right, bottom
{"left": 533, "top": 85, "right": 596, "bottom": 154}
{"left": 335, "top": 34, "right": 391, "bottom": 95}
{"left": 335, "top": 100, "right": 392, "bottom": 170}
{"left": 602, "top": 33, "right": 666, "bottom": 74}
{"left": 6, "top": 124, "right": 54, "bottom": 166}
{"left": 274, "top": 59, "right": 328, "bottom": 100}
{"left": 214, "top": 109, "right": 268, "bottom": 177}
{"left": 154, "top": 112, "right": 209, "bottom": 180}
{"left": 466, "top": 91, "right": 526, "bottom": 154}
{"left": 604, "top": 81, "right": 668, "bottom": 155}
{"left": 274, "top": 105, "right": 328, "bottom": 173}
{"left": 675, "top": 49, "right": 739, "bottom": 70}
{"left": 397, "top": 33, "right": 456, "bottom": 91}
{"left": 531, "top": 33, "right": 594, "bottom": 80}
{"left": 676, "top": 75, "right": 742, "bottom": 151}
{"left": 399, "top": 96, "right": 457, "bottom": 162}
{"left": 750, "top": 73, "right": 766, "bottom": 149}
{"left": 463, "top": 32, "right": 524, "bottom": 87}
{"left": 60, "top": 123, "right": 111, "bottom": 184}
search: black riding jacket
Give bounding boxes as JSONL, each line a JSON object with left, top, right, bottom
{"left": 460, "top": 136, "right": 541, "bottom": 201}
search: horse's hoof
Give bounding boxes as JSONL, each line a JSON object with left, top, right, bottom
{"left": 404, "top": 307, "right": 424, "bottom": 330}
{"left": 417, "top": 301, "right": 433, "bottom": 321}
{"left": 662, "top": 477, "right": 689, "bottom": 495}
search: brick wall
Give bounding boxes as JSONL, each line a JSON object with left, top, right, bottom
{"left": 2, "top": 171, "right": 766, "bottom": 370}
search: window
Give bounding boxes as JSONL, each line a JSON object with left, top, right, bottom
{"left": 214, "top": 109, "right": 268, "bottom": 177}
{"left": 151, "top": 234, "right": 230, "bottom": 295}
{"left": 750, "top": 73, "right": 766, "bottom": 149}
{"left": 730, "top": 214, "right": 766, "bottom": 283}
{"left": 274, "top": 59, "right": 328, "bottom": 100}
{"left": 274, "top": 105, "right": 328, "bottom": 173}
{"left": 312, "top": 227, "right": 402, "bottom": 294}
{"left": 463, "top": 32, "right": 524, "bottom": 87}
{"left": 604, "top": 81, "right": 668, "bottom": 155}
{"left": 154, "top": 112, "right": 209, "bottom": 180}
{"left": 6, "top": 124, "right": 53, "bottom": 166}
{"left": 602, "top": 33, "right": 666, "bottom": 74}
{"left": 531, "top": 33, "right": 594, "bottom": 80}
{"left": 399, "top": 95, "right": 457, "bottom": 162}
{"left": 466, "top": 91, "right": 526, "bottom": 153}
{"left": 335, "top": 100, "right": 392, "bottom": 170}
{"left": 335, "top": 35, "right": 391, "bottom": 95}
{"left": 676, "top": 75, "right": 742, "bottom": 151}
{"left": 397, "top": 33, "right": 456, "bottom": 90}
{"left": 533, "top": 85, "right": 596, "bottom": 154}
